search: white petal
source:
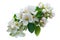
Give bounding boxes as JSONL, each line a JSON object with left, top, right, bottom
{"left": 18, "top": 32, "right": 25, "bottom": 37}
{"left": 44, "top": 3, "right": 52, "bottom": 11}
{"left": 34, "top": 17, "right": 39, "bottom": 22}
{"left": 20, "top": 9, "right": 24, "bottom": 13}
{"left": 46, "top": 9, "right": 51, "bottom": 13}
{"left": 42, "top": 9, "right": 46, "bottom": 13}
{"left": 44, "top": 3, "right": 50, "bottom": 8}
{"left": 8, "top": 19, "right": 14, "bottom": 26}
{"left": 8, "top": 20, "right": 16, "bottom": 28}
{"left": 31, "top": 11, "right": 37, "bottom": 15}
{"left": 12, "top": 29, "right": 17, "bottom": 34}
{"left": 52, "top": 12, "right": 55, "bottom": 17}
{"left": 15, "top": 31, "right": 25, "bottom": 37}
{"left": 23, "top": 21, "right": 28, "bottom": 26}
{"left": 38, "top": 2, "right": 43, "bottom": 8}
{"left": 17, "top": 13, "right": 23, "bottom": 19}
{"left": 42, "top": 17, "right": 47, "bottom": 24}
{"left": 28, "top": 15, "right": 33, "bottom": 22}
{"left": 8, "top": 27, "right": 17, "bottom": 33}
{"left": 50, "top": 12, "right": 55, "bottom": 18}
{"left": 7, "top": 28, "right": 12, "bottom": 32}
{"left": 27, "top": 6, "right": 36, "bottom": 12}
{"left": 29, "top": 19, "right": 33, "bottom": 22}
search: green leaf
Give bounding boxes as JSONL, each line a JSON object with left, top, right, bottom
{"left": 35, "top": 6, "right": 42, "bottom": 11}
{"left": 27, "top": 23, "right": 35, "bottom": 33}
{"left": 35, "top": 6, "right": 43, "bottom": 19}
{"left": 35, "top": 11, "right": 43, "bottom": 19}
{"left": 35, "top": 6, "right": 40, "bottom": 11}
{"left": 35, "top": 26, "right": 41, "bottom": 36}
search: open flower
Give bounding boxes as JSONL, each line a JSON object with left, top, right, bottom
{"left": 22, "top": 13, "right": 33, "bottom": 25}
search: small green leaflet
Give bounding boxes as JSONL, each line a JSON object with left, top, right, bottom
{"left": 13, "top": 14, "right": 20, "bottom": 22}
{"left": 27, "top": 23, "right": 35, "bottom": 33}
{"left": 35, "top": 26, "right": 41, "bottom": 36}
{"left": 13, "top": 14, "right": 16, "bottom": 19}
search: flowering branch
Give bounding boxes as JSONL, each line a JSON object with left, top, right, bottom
{"left": 7, "top": 2, "right": 54, "bottom": 37}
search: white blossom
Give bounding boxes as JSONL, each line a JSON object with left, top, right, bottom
{"left": 24, "top": 6, "right": 37, "bottom": 15}
{"left": 22, "top": 13, "right": 33, "bottom": 25}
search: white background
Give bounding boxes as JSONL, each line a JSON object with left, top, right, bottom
{"left": 0, "top": 0, "right": 60, "bottom": 40}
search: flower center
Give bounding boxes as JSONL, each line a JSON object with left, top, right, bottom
{"left": 25, "top": 17, "right": 29, "bottom": 21}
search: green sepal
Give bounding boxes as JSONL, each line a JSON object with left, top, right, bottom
{"left": 13, "top": 14, "right": 20, "bottom": 22}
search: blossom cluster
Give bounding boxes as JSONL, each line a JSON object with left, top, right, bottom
{"left": 7, "top": 2, "right": 54, "bottom": 37}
